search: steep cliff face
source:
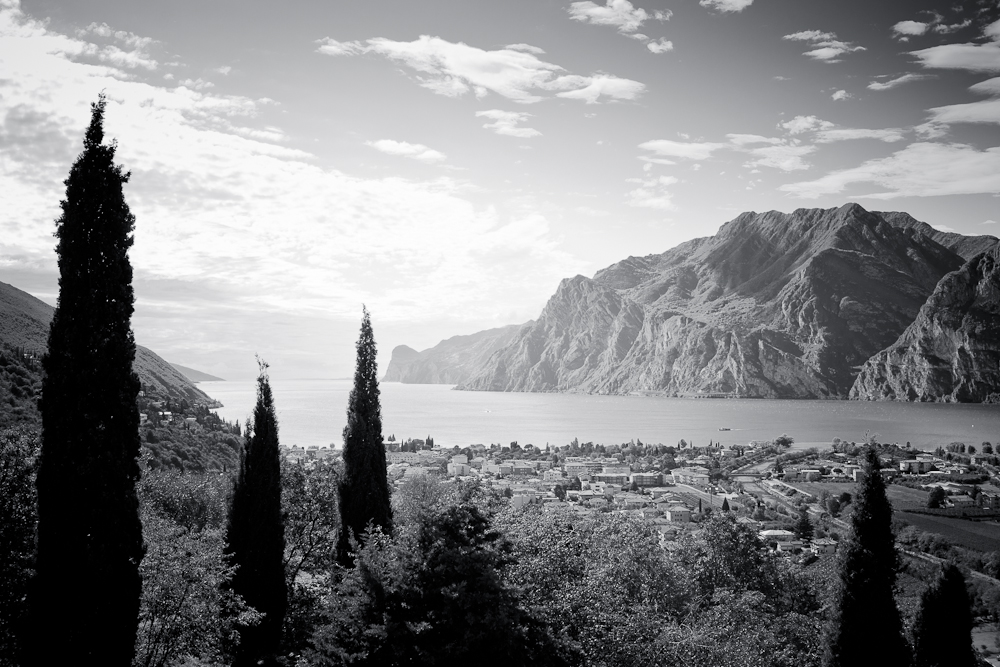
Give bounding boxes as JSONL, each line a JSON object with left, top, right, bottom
{"left": 382, "top": 324, "right": 526, "bottom": 384}
{"left": 850, "top": 244, "right": 1000, "bottom": 402}
{"left": 458, "top": 204, "right": 996, "bottom": 398}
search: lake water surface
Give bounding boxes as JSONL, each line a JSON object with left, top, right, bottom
{"left": 200, "top": 379, "right": 1000, "bottom": 453}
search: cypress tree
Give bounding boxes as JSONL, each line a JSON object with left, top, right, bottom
{"left": 225, "top": 359, "right": 287, "bottom": 666}
{"left": 823, "top": 447, "right": 911, "bottom": 667}
{"left": 794, "top": 509, "right": 814, "bottom": 540}
{"left": 336, "top": 307, "right": 392, "bottom": 566}
{"left": 30, "top": 94, "right": 145, "bottom": 666}
{"left": 911, "top": 564, "right": 977, "bottom": 667}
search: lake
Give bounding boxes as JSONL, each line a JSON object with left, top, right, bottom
{"left": 199, "top": 379, "right": 1000, "bottom": 453}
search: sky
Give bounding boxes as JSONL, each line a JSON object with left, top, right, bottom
{"left": 1, "top": 0, "right": 999, "bottom": 380}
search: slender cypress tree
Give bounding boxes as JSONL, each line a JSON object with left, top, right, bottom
{"left": 225, "top": 359, "right": 287, "bottom": 666}
{"left": 911, "top": 564, "right": 977, "bottom": 667}
{"left": 823, "top": 447, "right": 911, "bottom": 667}
{"left": 30, "top": 94, "right": 145, "bottom": 666}
{"left": 336, "top": 306, "right": 392, "bottom": 566}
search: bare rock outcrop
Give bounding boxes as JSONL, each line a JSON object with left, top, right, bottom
{"left": 850, "top": 244, "right": 1000, "bottom": 402}
{"left": 382, "top": 324, "right": 526, "bottom": 384}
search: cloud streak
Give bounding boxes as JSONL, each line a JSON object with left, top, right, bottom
{"left": 781, "top": 142, "right": 1000, "bottom": 199}
{"left": 367, "top": 139, "right": 447, "bottom": 163}
{"left": 783, "top": 30, "right": 865, "bottom": 62}
{"left": 316, "top": 35, "right": 646, "bottom": 104}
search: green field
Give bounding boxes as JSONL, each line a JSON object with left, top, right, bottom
{"left": 896, "top": 512, "right": 1000, "bottom": 552}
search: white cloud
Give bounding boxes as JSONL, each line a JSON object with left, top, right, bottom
{"left": 780, "top": 142, "right": 1000, "bottom": 199}
{"left": 214, "top": 65, "right": 232, "bottom": 75}
{"left": 475, "top": 110, "right": 541, "bottom": 138}
{"left": 927, "top": 98, "right": 1000, "bottom": 125}
{"left": 315, "top": 38, "right": 366, "bottom": 56}
{"left": 367, "top": 139, "right": 446, "bottom": 163}
{"left": 548, "top": 73, "right": 645, "bottom": 104}
{"left": 934, "top": 19, "right": 971, "bottom": 34}
{"left": 726, "top": 133, "right": 783, "bottom": 146}
{"left": 180, "top": 78, "right": 214, "bottom": 90}
{"left": 971, "top": 77, "right": 1000, "bottom": 96}
{"left": 0, "top": 4, "right": 580, "bottom": 379}
{"left": 781, "top": 115, "right": 834, "bottom": 134}
{"left": 783, "top": 30, "right": 865, "bottom": 62}
{"left": 699, "top": 0, "right": 754, "bottom": 13}
{"left": 867, "top": 73, "right": 934, "bottom": 90}
{"left": 911, "top": 42, "right": 1000, "bottom": 73}
{"left": 504, "top": 43, "right": 546, "bottom": 54}
{"left": 893, "top": 20, "right": 929, "bottom": 38}
{"left": 815, "top": 128, "right": 905, "bottom": 143}
{"left": 923, "top": 76, "right": 1000, "bottom": 126}
{"left": 627, "top": 175, "right": 679, "bottom": 210}
{"left": 646, "top": 38, "right": 674, "bottom": 54}
{"left": 316, "top": 35, "right": 645, "bottom": 104}
{"left": 987, "top": 18, "right": 1000, "bottom": 41}
{"left": 744, "top": 144, "right": 815, "bottom": 171}
{"left": 984, "top": 219, "right": 998, "bottom": 225}
{"left": 910, "top": 20, "right": 1000, "bottom": 73}
{"left": 638, "top": 139, "right": 725, "bottom": 160}
{"left": 567, "top": 0, "right": 669, "bottom": 33}
{"left": 831, "top": 89, "right": 851, "bottom": 100}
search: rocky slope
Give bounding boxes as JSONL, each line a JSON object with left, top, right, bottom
{"left": 456, "top": 204, "right": 997, "bottom": 398}
{"left": 0, "top": 280, "right": 218, "bottom": 405}
{"left": 850, "top": 243, "right": 1000, "bottom": 402}
{"left": 383, "top": 324, "right": 527, "bottom": 384}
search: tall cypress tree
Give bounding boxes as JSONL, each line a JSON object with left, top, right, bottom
{"left": 911, "top": 564, "right": 977, "bottom": 667}
{"left": 225, "top": 359, "right": 287, "bottom": 666}
{"left": 823, "top": 447, "right": 911, "bottom": 667}
{"left": 31, "top": 94, "right": 144, "bottom": 666}
{"left": 336, "top": 307, "right": 392, "bottom": 566}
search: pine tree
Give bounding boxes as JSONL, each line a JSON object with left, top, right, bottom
{"left": 225, "top": 359, "right": 287, "bottom": 666}
{"left": 337, "top": 307, "right": 392, "bottom": 566}
{"left": 30, "top": 94, "right": 145, "bottom": 666}
{"left": 823, "top": 447, "right": 911, "bottom": 667}
{"left": 911, "top": 564, "right": 977, "bottom": 667}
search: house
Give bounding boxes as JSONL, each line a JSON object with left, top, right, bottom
{"left": 447, "top": 455, "right": 471, "bottom": 476}
{"left": 979, "top": 492, "right": 1000, "bottom": 510}
{"left": 630, "top": 472, "right": 663, "bottom": 487}
{"left": 759, "top": 529, "right": 795, "bottom": 543}
{"left": 900, "top": 460, "right": 934, "bottom": 474}
{"left": 947, "top": 494, "right": 976, "bottom": 508}
{"left": 776, "top": 540, "right": 805, "bottom": 553}
{"left": 672, "top": 467, "right": 711, "bottom": 486}
{"left": 665, "top": 506, "right": 692, "bottom": 523}
{"left": 543, "top": 469, "right": 565, "bottom": 482}
{"left": 811, "top": 538, "right": 838, "bottom": 554}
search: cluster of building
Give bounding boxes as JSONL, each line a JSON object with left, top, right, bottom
{"left": 758, "top": 529, "right": 838, "bottom": 557}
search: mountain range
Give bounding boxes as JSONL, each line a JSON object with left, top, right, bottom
{"left": 0, "top": 280, "right": 217, "bottom": 405}
{"left": 385, "top": 204, "right": 999, "bottom": 401}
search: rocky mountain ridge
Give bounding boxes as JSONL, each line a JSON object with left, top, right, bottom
{"left": 851, "top": 244, "right": 1000, "bottom": 402}
{"left": 390, "top": 204, "right": 998, "bottom": 400}
{"left": 383, "top": 324, "right": 527, "bottom": 384}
